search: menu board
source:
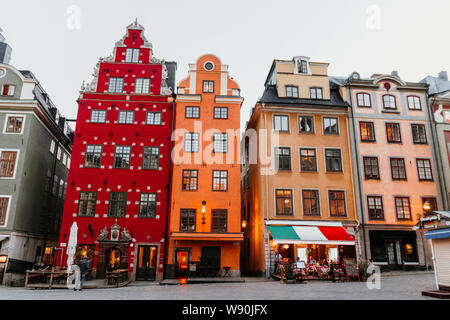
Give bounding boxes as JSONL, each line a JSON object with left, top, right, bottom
{"left": 343, "top": 258, "right": 359, "bottom": 279}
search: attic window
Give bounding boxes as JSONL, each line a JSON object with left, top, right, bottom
{"left": 1, "top": 84, "right": 15, "bottom": 96}
{"left": 125, "top": 48, "right": 139, "bottom": 63}
{"left": 298, "top": 60, "right": 308, "bottom": 73}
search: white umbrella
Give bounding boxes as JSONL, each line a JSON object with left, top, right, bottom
{"left": 66, "top": 222, "right": 78, "bottom": 272}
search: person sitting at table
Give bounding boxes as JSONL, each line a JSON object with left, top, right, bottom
{"left": 308, "top": 256, "right": 316, "bottom": 265}
{"left": 322, "top": 259, "right": 329, "bottom": 267}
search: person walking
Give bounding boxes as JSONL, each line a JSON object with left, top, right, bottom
{"left": 77, "top": 255, "right": 89, "bottom": 291}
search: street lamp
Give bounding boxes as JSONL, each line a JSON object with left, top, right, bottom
{"left": 241, "top": 220, "right": 247, "bottom": 228}
{"left": 423, "top": 201, "right": 431, "bottom": 214}
{"left": 201, "top": 201, "right": 206, "bottom": 225}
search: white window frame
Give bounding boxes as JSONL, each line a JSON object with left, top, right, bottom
{"left": 1, "top": 84, "right": 16, "bottom": 96}
{"left": 273, "top": 114, "right": 290, "bottom": 132}
{"left": 50, "top": 140, "right": 56, "bottom": 154}
{"left": 125, "top": 48, "right": 140, "bottom": 63}
{"left": 0, "top": 149, "right": 20, "bottom": 180}
{"left": 118, "top": 111, "right": 135, "bottom": 124}
{"left": 0, "top": 195, "right": 12, "bottom": 227}
{"left": 3, "top": 114, "right": 26, "bottom": 134}
{"left": 90, "top": 110, "right": 107, "bottom": 123}
{"left": 135, "top": 78, "right": 150, "bottom": 94}
{"left": 108, "top": 77, "right": 124, "bottom": 93}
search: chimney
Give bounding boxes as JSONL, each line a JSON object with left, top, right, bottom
{"left": 0, "top": 27, "right": 12, "bottom": 64}
{"left": 438, "top": 71, "right": 448, "bottom": 81}
{"left": 391, "top": 70, "right": 399, "bottom": 77}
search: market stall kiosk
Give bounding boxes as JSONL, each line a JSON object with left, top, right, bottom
{"left": 425, "top": 227, "right": 450, "bottom": 291}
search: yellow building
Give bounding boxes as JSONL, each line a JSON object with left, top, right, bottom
{"left": 241, "top": 57, "right": 359, "bottom": 277}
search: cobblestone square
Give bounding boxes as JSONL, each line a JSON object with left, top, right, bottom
{"left": 0, "top": 272, "right": 438, "bottom": 300}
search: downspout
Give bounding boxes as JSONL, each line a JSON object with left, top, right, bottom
{"left": 347, "top": 85, "right": 368, "bottom": 260}
{"left": 426, "top": 96, "right": 449, "bottom": 210}
{"left": 162, "top": 98, "right": 175, "bottom": 280}
{"left": 262, "top": 103, "right": 271, "bottom": 278}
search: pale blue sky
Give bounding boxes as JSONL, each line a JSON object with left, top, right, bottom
{"left": 1, "top": 0, "right": 449, "bottom": 130}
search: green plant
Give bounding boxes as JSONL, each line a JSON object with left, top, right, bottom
{"left": 283, "top": 262, "right": 295, "bottom": 280}
{"left": 357, "top": 260, "right": 369, "bottom": 280}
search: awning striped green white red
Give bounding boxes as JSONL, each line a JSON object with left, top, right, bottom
{"left": 268, "top": 225, "right": 355, "bottom": 245}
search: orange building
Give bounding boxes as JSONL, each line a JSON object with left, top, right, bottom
{"left": 166, "top": 54, "right": 244, "bottom": 278}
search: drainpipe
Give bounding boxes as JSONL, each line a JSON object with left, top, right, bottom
{"left": 162, "top": 98, "right": 175, "bottom": 280}
{"left": 347, "top": 86, "right": 368, "bottom": 260}
{"left": 426, "top": 96, "right": 449, "bottom": 210}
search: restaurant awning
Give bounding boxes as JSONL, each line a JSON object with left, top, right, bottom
{"left": 0, "top": 235, "right": 9, "bottom": 242}
{"left": 268, "top": 225, "right": 355, "bottom": 245}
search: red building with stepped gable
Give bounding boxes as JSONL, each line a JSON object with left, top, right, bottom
{"left": 56, "top": 20, "right": 176, "bottom": 282}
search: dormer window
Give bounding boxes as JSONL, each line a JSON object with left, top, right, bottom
{"left": 285, "top": 86, "right": 298, "bottom": 98}
{"left": 125, "top": 48, "right": 139, "bottom": 63}
{"left": 310, "top": 87, "right": 323, "bottom": 99}
{"left": 299, "top": 60, "right": 308, "bottom": 73}
{"left": 1, "top": 84, "right": 15, "bottom": 96}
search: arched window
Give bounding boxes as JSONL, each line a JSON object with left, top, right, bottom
{"left": 356, "top": 92, "right": 371, "bottom": 107}
{"left": 382, "top": 94, "right": 397, "bottom": 110}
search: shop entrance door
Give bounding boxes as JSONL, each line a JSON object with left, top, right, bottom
{"left": 386, "top": 240, "right": 402, "bottom": 268}
{"left": 176, "top": 250, "right": 189, "bottom": 278}
{"left": 136, "top": 246, "right": 157, "bottom": 281}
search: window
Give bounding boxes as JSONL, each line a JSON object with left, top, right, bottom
{"left": 0, "top": 197, "right": 9, "bottom": 225}
{"left": 302, "top": 190, "right": 320, "bottom": 216}
{"left": 118, "top": 111, "right": 134, "bottom": 124}
{"left": 90, "top": 110, "right": 107, "bottom": 123}
{"left": 325, "top": 149, "right": 342, "bottom": 172}
{"left": 1, "top": 84, "right": 15, "bottom": 96}
{"left": 57, "top": 147, "right": 62, "bottom": 160}
{"left": 135, "top": 78, "right": 150, "bottom": 93}
{"left": 213, "top": 133, "right": 228, "bottom": 153}
{"left": 212, "top": 170, "right": 228, "bottom": 191}
{"left": 184, "top": 133, "right": 200, "bottom": 152}
{"left": 285, "top": 86, "right": 298, "bottom": 98}
{"left": 273, "top": 115, "right": 289, "bottom": 132}
{"left": 299, "top": 60, "right": 308, "bottom": 73}
{"left": 395, "top": 197, "right": 411, "bottom": 220}
{"left": 185, "top": 106, "right": 200, "bottom": 119}
{"left": 390, "top": 158, "right": 407, "bottom": 180}
{"left": 50, "top": 140, "right": 56, "bottom": 154}
{"left": 63, "top": 182, "right": 67, "bottom": 199}
{"left": 182, "top": 169, "right": 198, "bottom": 191}
{"left": 211, "top": 209, "right": 227, "bottom": 233}
{"left": 125, "top": 48, "right": 139, "bottom": 63}
{"left": 108, "top": 77, "right": 124, "bottom": 93}
{"left": 52, "top": 175, "right": 58, "bottom": 196}
{"left": 382, "top": 94, "right": 397, "bottom": 110}
{"left": 275, "top": 147, "right": 291, "bottom": 170}
{"left": 329, "top": 191, "right": 346, "bottom": 217}
{"left": 67, "top": 156, "right": 71, "bottom": 169}
{"left": 77, "top": 192, "right": 96, "bottom": 217}
{"left": 310, "top": 87, "right": 323, "bottom": 99}
{"left": 139, "top": 193, "right": 156, "bottom": 218}
{"left": 108, "top": 192, "right": 127, "bottom": 217}
{"left": 363, "top": 157, "right": 380, "bottom": 180}
{"left": 386, "top": 123, "right": 401, "bottom": 143}
{"left": 62, "top": 153, "right": 67, "bottom": 167}
{"left": 360, "top": 122, "right": 376, "bottom": 142}
{"left": 146, "top": 112, "right": 162, "bottom": 125}
{"left": 356, "top": 93, "right": 371, "bottom": 107}
{"left": 203, "top": 81, "right": 214, "bottom": 93}
{"left": 85, "top": 145, "right": 102, "bottom": 168}
{"left": 411, "top": 124, "right": 427, "bottom": 144}
{"left": 275, "top": 189, "right": 293, "bottom": 216}
{"left": 0, "top": 151, "right": 17, "bottom": 177}
{"left": 367, "top": 196, "right": 384, "bottom": 220}
{"left": 213, "top": 107, "right": 228, "bottom": 119}
{"left": 5, "top": 116, "right": 24, "bottom": 133}
{"left": 300, "top": 148, "right": 317, "bottom": 171}
{"left": 180, "top": 209, "right": 196, "bottom": 231}
{"left": 417, "top": 159, "right": 433, "bottom": 181}
{"left": 407, "top": 96, "right": 421, "bottom": 110}
{"left": 323, "top": 117, "right": 338, "bottom": 135}
{"left": 298, "top": 116, "right": 314, "bottom": 133}
{"left": 142, "top": 147, "right": 159, "bottom": 170}
{"left": 113, "top": 146, "right": 131, "bottom": 169}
